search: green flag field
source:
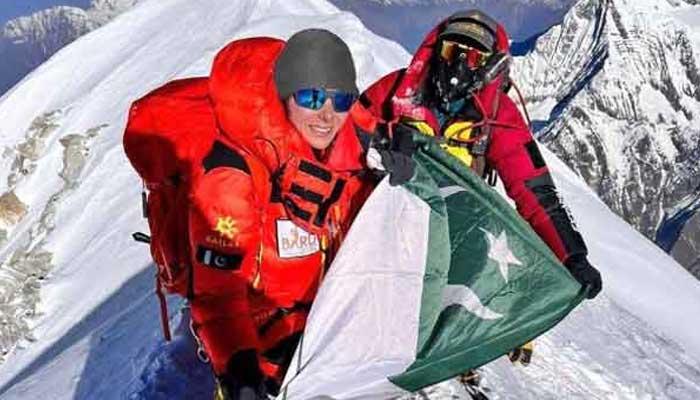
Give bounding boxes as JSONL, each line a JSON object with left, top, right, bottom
{"left": 280, "top": 134, "right": 586, "bottom": 399}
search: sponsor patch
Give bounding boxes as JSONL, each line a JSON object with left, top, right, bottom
{"left": 276, "top": 219, "right": 320, "bottom": 258}
{"left": 214, "top": 216, "right": 238, "bottom": 240}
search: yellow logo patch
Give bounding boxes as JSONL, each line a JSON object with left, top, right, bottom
{"left": 214, "top": 216, "right": 238, "bottom": 240}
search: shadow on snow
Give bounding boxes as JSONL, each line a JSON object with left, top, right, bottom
{"left": 0, "top": 264, "right": 214, "bottom": 399}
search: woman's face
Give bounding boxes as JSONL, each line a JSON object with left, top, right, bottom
{"left": 286, "top": 95, "right": 350, "bottom": 150}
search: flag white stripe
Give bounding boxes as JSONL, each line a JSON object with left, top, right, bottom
{"left": 280, "top": 179, "right": 432, "bottom": 399}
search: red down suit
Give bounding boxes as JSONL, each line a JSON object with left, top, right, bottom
{"left": 186, "top": 38, "right": 374, "bottom": 379}
{"left": 360, "top": 17, "right": 588, "bottom": 264}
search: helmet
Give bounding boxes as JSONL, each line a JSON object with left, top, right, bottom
{"left": 431, "top": 10, "right": 504, "bottom": 109}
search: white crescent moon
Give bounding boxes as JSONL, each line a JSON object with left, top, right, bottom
{"left": 441, "top": 284, "right": 504, "bottom": 320}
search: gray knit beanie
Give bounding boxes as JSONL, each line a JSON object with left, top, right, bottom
{"left": 274, "top": 29, "right": 358, "bottom": 99}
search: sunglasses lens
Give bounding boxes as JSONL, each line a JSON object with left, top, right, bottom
{"left": 294, "top": 88, "right": 355, "bottom": 112}
{"left": 294, "top": 88, "right": 327, "bottom": 110}
{"left": 440, "top": 41, "right": 457, "bottom": 62}
{"left": 332, "top": 91, "right": 356, "bottom": 112}
{"left": 465, "top": 48, "right": 489, "bottom": 69}
{"left": 440, "top": 40, "right": 490, "bottom": 69}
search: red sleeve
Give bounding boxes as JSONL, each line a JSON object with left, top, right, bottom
{"left": 188, "top": 167, "right": 261, "bottom": 375}
{"left": 359, "top": 69, "right": 404, "bottom": 119}
{"left": 487, "top": 96, "right": 587, "bottom": 263}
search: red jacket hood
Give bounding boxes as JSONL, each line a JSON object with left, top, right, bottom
{"left": 389, "top": 15, "right": 511, "bottom": 124}
{"left": 208, "top": 37, "right": 367, "bottom": 173}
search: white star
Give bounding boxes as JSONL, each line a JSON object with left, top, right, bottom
{"left": 480, "top": 228, "right": 523, "bottom": 283}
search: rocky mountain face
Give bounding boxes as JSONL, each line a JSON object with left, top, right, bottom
{"left": 512, "top": 0, "right": 700, "bottom": 278}
{"left": 0, "top": 0, "right": 138, "bottom": 96}
{"left": 0, "top": 0, "right": 139, "bottom": 357}
{"left": 657, "top": 190, "right": 700, "bottom": 276}
{"left": 672, "top": 215, "right": 699, "bottom": 276}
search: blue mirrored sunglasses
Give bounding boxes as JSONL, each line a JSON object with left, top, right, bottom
{"left": 293, "top": 88, "right": 357, "bottom": 113}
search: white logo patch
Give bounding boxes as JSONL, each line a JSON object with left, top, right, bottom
{"left": 276, "top": 219, "right": 320, "bottom": 258}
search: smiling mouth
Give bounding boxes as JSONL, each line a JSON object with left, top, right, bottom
{"left": 309, "top": 125, "right": 332, "bottom": 136}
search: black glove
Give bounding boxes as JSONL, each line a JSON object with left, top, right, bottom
{"left": 372, "top": 123, "right": 417, "bottom": 186}
{"left": 216, "top": 350, "right": 268, "bottom": 400}
{"left": 565, "top": 254, "right": 602, "bottom": 299}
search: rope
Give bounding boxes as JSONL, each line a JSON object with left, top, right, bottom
{"left": 511, "top": 79, "right": 533, "bottom": 130}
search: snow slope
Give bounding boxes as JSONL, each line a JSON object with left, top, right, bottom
{"left": 0, "top": 0, "right": 407, "bottom": 392}
{"left": 0, "top": 0, "right": 698, "bottom": 399}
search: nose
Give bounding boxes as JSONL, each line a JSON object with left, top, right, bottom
{"left": 318, "top": 98, "right": 335, "bottom": 121}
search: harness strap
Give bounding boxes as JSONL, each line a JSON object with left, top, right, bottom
{"left": 282, "top": 196, "right": 312, "bottom": 222}
{"left": 155, "top": 274, "right": 172, "bottom": 341}
{"left": 290, "top": 183, "right": 324, "bottom": 205}
{"left": 298, "top": 160, "right": 331, "bottom": 182}
{"left": 314, "top": 179, "right": 346, "bottom": 227}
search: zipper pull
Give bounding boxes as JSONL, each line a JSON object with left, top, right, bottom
{"left": 319, "top": 234, "right": 330, "bottom": 282}
{"left": 331, "top": 205, "right": 345, "bottom": 244}
{"left": 252, "top": 242, "right": 264, "bottom": 291}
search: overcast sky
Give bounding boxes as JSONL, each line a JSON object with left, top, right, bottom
{"left": 0, "top": 0, "right": 91, "bottom": 27}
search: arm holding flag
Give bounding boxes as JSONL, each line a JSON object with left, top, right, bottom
{"left": 487, "top": 95, "right": 602, "bottom": 298}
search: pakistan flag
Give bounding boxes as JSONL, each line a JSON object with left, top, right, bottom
{"left": 279, "top": 135, "right": 586, "bottom": 399}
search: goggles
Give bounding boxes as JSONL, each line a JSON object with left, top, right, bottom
{"left": 439, "top": 40, "right": 492, "bottom": 70}
{"left": 292, "top": 88, "right": 357, "bottom": 113}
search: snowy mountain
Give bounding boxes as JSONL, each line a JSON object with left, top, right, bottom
{"left": 0, "top": 0, "right": 698, "bottom": 399}
{"left": 0, "top": 0, "right": 138, "bottom": 96}
{"left": 329, "top": 0, "right": 578, "bottom": 51}
{"left": 511, "top": 0, "right": 700, "bottom": 279}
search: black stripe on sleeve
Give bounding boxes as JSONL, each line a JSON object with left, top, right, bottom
{"left": 203, "top": 141, "right": 250, "bottom": 174}
{"left": 524, "top": 140, "right": 546, "bottom": 169}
